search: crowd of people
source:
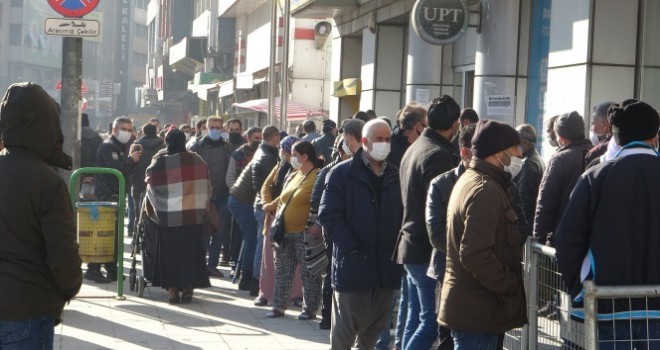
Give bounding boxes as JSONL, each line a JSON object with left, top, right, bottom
{"left": 1, "top": 81, "right": 660, "bottom": 349}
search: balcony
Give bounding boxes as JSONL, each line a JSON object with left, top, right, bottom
{"left": 291, "top": 0, "right": 358, "bottom": 19}
{"left": 169, "top": 37, "right": 206, "bottom": 76}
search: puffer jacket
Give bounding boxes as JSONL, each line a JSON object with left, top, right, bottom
{"left": 439, "top": 159, "right": 527, "bottom": 334}
{"left": 319, "top": 149, "right": 403, "bottom": 292}
{"left": 251, "top": 142, "right": 279, "bottom": 207}
{"left": 0, "top": 82, "right": 82, "bottom": 323}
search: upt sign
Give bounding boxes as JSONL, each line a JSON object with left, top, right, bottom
{"left": 423, "top": 7, "right": 463, "bottom": 23}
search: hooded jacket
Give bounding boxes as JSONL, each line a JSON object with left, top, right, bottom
{"left": 0, "top": 82, "right": 82, "bottom": 322}
{"left": 81, "top": 126, "right": 103, "bottom": 168}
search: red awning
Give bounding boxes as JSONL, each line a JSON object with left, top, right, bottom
{"left": 232, "top": 98, "right": 325, "bottom": 120}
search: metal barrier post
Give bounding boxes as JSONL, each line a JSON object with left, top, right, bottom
{"left": 69, "top": 167, "right": 126, "bottom": 299}
{"left": 583, "top": 281, "right": 598, "bottom": 350}
{"left": 524, "top": 237, "right": 539, "bottom": 350}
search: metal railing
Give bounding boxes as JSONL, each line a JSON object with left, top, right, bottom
{"left": 506, "top": 238, "right": 660, "bottom": 350}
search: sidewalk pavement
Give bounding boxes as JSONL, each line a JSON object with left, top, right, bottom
{"left": 56, "top": 239, "right": 330, "bottom": 350}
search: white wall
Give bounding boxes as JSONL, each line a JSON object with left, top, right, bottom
{"left": 245, "top": 2, "right": 272, "bottom": 73}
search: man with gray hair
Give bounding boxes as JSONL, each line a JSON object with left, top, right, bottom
{"left": 514, "top": 124, "right": 545, "bottom": 230}
{"left": 584, "top": 101, "right": 616, "bottom": 166}
{"left": 389, "top": 102, "right": 427, "bottom": 167}
{"left": 319, "top": 119, "right": 403, "bottom": 349}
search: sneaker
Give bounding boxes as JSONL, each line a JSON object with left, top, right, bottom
{"left": 207, "top": 267, "right": 225, "bottom": 278}
{"left": 84, "top": 269, "right": 111, "bottom": 284}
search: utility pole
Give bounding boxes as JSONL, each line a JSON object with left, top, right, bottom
{"left": 268, "top": 0, "right": 278, "bottom": 127}
{"left": 60, "top": 37, "right": 83, "bottom": 179}
{"left": 280, "top": 0, "right": 291, "bottom": 132}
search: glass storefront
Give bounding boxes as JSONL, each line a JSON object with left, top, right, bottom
{"left": 640, "top": 0, "right": 660, "bottom": 110}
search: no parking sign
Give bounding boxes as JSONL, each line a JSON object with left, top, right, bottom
{"left": 47, "top": 0, "right": 100, "bottom": 18}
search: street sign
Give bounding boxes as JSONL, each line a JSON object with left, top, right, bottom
{"left": 45, "top": 18, "right": 100, "bottom": 38}
{"left": 56, "top": 79, "right": 89, "bottom": 93}
{"left": 411, "top": 0, "right": 469, "bottom": 45}
{"left": 47, "top": 0, "right": 100, "bottom": 18}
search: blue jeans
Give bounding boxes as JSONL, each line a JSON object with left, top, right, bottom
{"left": 0, "top": 316, "right": 54, "bottom": 349}
{"left": 253, "top": 207, "right": 266, "bottom": 280}
{"left": 402, "top": 263, "right": 437, "bottom": 350}
{"left": 451, "top": 330, "right": 498, "bottom": 350}
{"left": 227, "top": 196, "right": 258, "bottom": 277}
{"left": 208, "top": 194, "right": 231, "bottom": 268}
{"left": 598, "top": 319, "right": 660, "bottom": 350}
{"left": 395, "top": 273, "right": 408, "bottom": 349}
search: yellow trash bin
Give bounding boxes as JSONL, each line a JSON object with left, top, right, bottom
{"left": 76, "top": 202, "right": 118, "bottom": 263}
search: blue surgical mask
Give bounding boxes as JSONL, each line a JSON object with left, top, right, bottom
{"left": 208, "top": 129, "right": 222, "bottom": 141}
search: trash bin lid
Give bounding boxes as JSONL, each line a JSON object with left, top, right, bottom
{"left": 75, "top": 201, "right": 119, "bottom": 208}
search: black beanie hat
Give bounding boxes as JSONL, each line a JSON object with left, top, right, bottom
{"left": 471, "top": 120, "right": 521, "bottom": 159}
{"left": 608, "top": 99, "right": 660, "bottom": 146}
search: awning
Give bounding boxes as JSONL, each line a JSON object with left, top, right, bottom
{"left": 232, "top": 98, "right": 325, "bottom": 120}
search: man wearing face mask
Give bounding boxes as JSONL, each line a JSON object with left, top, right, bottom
{"left": 186, "top": 118, "right": 207, "bottom": 149}
{"left": 546, "top": 115, "right": 560, "bottom": 150}
{"left": 226, "top": 118, "right": 246, "bottom": 147}
{"left": 226, "top": 127, "right": 262, "bottom": 189}
{"left": 514, "top": 124, "right": 545, "bottom": 236}
{"left": 319, "top": 119, "right": 403, "bottom": 349}
{"left": 190, "top": 116, "right": 236, "bottom": 278}
{"left": 439, "top": 120, "right": 526, "bottom": 349}
{"left": 389, "top": 102, "right": 427, "bottom": 167}
{"left": 555, "top": 100, "right": 660, "bottom": 347}
{"left": 533, "top": 112, "right": 592, "bottom": 246}
{"left": 425, "top": 124, "right": 475, "bottom": 349}
{"left": 309, "top": 119, "right": 364, "bottom": 329}
{"left": 394, "top": 95, "right": 460, "bottom": 350}
{"left": 584, "top": 101, "right": 616, "bottom": 166}
{"left": 312, "top": 119, "right": 337, "bottom": 167}
{"left": 91, "top": 116, "right": 142, "bottom": 283}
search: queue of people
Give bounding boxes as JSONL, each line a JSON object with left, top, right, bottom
{"left": 2, "top": 81, "right": 660, "bottom": 349}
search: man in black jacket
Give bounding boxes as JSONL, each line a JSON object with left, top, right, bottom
{"left": 312, "top": 119, "right": 336, "bottom": 167}
{"left": 0, "top": 82, "right": 82, "bottom": 346}
{"left": 514, "top": 124, "right": 545, "bottom": 232}
{"left": 130, "top": 123, "right": 164, "bottom": 235}
{"left": 80, "top": 113, "right": 103, "bottom": 200}
{"left": 425, "top": 124, "right": 475, "bottom": 349}
{"left": 394, "top": 95, "right": 460, "bottom": 350}
{"left": 388, "top": 102, "right": 427, "bottom": 167}
{"left": 91, "top": 116, "right": 142, "bottom": 283}
{"left": 533, "top": 112, "right": 592, "bottom": 245}
{"left": 249, "top": 126, "right": 281, "bottom": 293}
{"left": 556, "top": 100, "right": 660, "bottom": 346}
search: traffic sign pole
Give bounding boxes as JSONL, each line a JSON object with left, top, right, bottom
{"left": 60, "top": 37, "right": 83, "bottom": 177}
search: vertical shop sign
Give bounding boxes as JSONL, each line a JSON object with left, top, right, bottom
{"left": 526, "top": 0, "right": 552, "bottom": 149}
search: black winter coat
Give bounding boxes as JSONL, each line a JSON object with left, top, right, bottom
{"left": 131, "top": 136, "right": 165, "bottom": 193}
{"left": 387, "top": 127, "right": 410, "bottom": 168}
{"left": 94, "top": 136, "right": 136, "bottom": 200}
{"left": 319, "top": 149, "right": 403, "bottom": 292}
{"left": 394, "top": 128, "right": 458, "bottom": 264}
{"left": 514, "top": 147, "right": 545, "bottom": 231}
{"left": 80, "top": 127, "right": 102, "bottom": 168}
{"left": 533, "top": 139, "right": 592, "bottom": 245}
{"left": 556, "top": 149, "right": 660, "bottom": 316}
{"left": 251, "top": 143, "right": 279, "bottom": 207}
{"left": 0, "top": 83, "right": 81, "bottom": 322}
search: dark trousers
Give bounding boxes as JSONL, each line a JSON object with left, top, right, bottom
{"left": 331, "top": 289, "right": 394, "bottom": 350}
{"left": 321, "top": 249, "right": 333, "bottom": 319}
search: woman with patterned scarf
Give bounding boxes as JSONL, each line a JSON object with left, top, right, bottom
{"left": 145, "top": 129, "right": 212, "bottom": 304}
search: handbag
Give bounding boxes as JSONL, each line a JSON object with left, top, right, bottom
{"left": 303, "top": 226, "right": 328, "bottom": 277}
{"left": 269, "top": 171, "right": 313, "bottom": 247}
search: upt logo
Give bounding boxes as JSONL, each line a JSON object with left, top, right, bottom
{"left": 423, "top": 7, "right": 463, "bottom": 22}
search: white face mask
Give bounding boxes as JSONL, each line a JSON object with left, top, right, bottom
{"left": 498, "top": 151, "right": 523, "bottom": 178}
{"left": 589, "top": 130, "right": 605, "bottom": 146}
{"left": 290, "top": 156, "right": 302, "bottom": 170}
{"left": 368, "top": 141, "right": 391, "bottom": 161}
{"left": 116, "top": 130, "right": 131, "bottom": 144}
{"left": 201, "top": 130, "right": 209, "bottom": 137}
{"left": 184, "top": 132, "right": 191, "bottom": 139}
{"left": 342, "top": 139, "right": 352, "bottom": 156}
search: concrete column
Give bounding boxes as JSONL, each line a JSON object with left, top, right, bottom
{"left": 329, "top": 28, "right": 362, "bottom": 122}
{"left": 406, "top": 25, "right": 443, "bottom": 106}
{"left": 473, "top": 0, "right": 529, "bottom": 126}
{"left": 359, "top": 27, "right": 377, "bottom": 112}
